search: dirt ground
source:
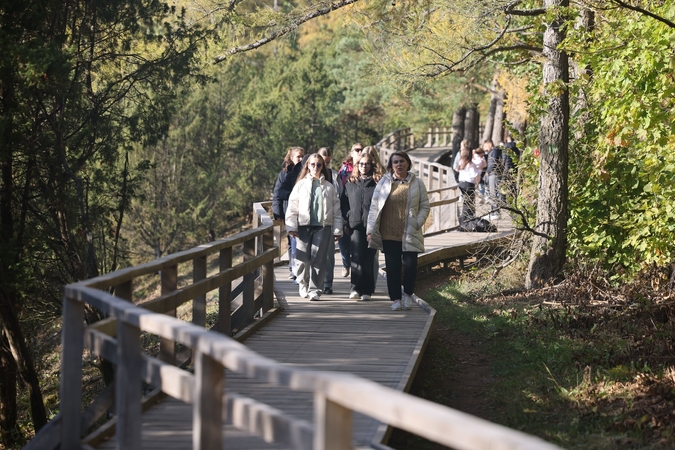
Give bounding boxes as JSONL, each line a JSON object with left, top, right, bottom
{"left": 387, "top": 271, "right": 500, "bottom": 450}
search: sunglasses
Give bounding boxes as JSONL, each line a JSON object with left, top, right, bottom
{"left": 309, "top": 162, "right": 323, "bottom": 168}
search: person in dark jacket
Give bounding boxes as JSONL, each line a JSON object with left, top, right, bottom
{"left": 272, "top": 146, "right": 305, "bottom": 280}
{"left": 341, "top": 152, "right": 381, "bottom": 301}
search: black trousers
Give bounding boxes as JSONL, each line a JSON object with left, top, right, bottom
{"left": 458, "top": 181, "right": 476, "bottom": 222}
{"left": 382, "top": 240, "right": 418, "bottom": 301}
{"left": 349, "top": 224, "right": 376, "bottom": 296}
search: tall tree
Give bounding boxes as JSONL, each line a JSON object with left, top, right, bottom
{"left": 0, "top": 0, "right": 203, "bottom": 441}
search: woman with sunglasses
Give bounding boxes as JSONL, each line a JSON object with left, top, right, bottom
{"left": 286, "top": 154, "right": 343, "bottom": 301}
{"left": 367, "top": 151, "right": 430, "bottom": 311}
{"left": 341, "top": 152, "right": 382, "bottom": 301}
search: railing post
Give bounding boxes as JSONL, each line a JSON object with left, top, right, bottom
{"left": 219, "top": 248, "right": 233, "bottom": 335}
{"left": 243, "top": 237, "right": 256, "bottom": 324}
{"left": 193, "top": 346, "right": 224, "bottom": 450}
{"left": 262, "top": 228, "right": 275, "bottom": 312}
{"left": 434, "top": 127, "right": 439, "bottom": 147}
{"left": 116, "top": 318, "right": 142, "bottom": 450}
{"left": 314, "top": 393, "right": 352, "bottom": 450}
{"left": 409, "top": 132, "right": 414, "bottom": 150}
{"left": 60, "top": 295, "right": 85, "bottom": 450}
{"left": 160, "top": 264, "right": 177, "bottom": 365}
{"left": 193, "top": 256, "right": 207, "bottom": 327}
{"left": 425, "top": 128, "right": 432, "bottom": 147}
{"left": 442, "top": 127, "right": 448, "bottom": 146}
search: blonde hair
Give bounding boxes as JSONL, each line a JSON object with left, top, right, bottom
{"left": 348, "top": 152, "right": 382, "bottom": 183}
{"left": 296, "top": 154, "right": 328, "bottom": 183}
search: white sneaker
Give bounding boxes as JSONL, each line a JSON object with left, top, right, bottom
{"left": 489, "top": 211, "right": 501, "bottom": 220}
{"left": 391, "top": 300, "right": 402, "bottom": 311}
{"left": 402, "top": 293, "right": 412, "bottom": 310}
{"left": 341, "top": 267, "right": 350, "bottom": 277}
{"left": 360, "top": 294, "right": 371, "bottom": 301}
{"left": 299, "top": 285, "right": 308, "bottom": 298}
{"left": 308, "top": 291, "right": 321, "bottom": 301}
{"left": 349, "top": 291, "right": 360, "bottom": 299}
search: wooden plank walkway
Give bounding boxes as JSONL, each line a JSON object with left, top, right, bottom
{"left": 94, "top": 261, "right": 435, "bottom": 449}
{"left": 93, "top": 146, "right": 517, "bottom": 449}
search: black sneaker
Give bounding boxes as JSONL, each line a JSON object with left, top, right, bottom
{"left": 323, "top": 287, "right": 333, "bottom": 295}
{"left": 289, "top": 273, "right": 296, "bottom": 281}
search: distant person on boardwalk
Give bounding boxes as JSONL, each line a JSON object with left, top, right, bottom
{"left": 341, "top": 151, "right": 381, "bottom": 301}
{"left": 272, "top": 146, "right": 305, "bottom": 281}
{"left": 336, "top": 142, "right": 364, "bottom": 278}
{"left": 453, "top": 139, "right": 486, "bottom": 222}
{"left": 317, "top": 147, "right": 340, "bottom": 295}
{"left": 367, "top": 151, "right": 430, "bottom": 311}
{"left": 285, "top": 154, "right": 342, "bottom": 301}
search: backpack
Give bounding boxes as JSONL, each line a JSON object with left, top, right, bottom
{"left": 458, "top": 217, "right": 497, "bottom": 233}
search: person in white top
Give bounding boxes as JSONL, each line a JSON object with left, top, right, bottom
{"left": 453, "top": 139, "right": 487, "bottom": 222}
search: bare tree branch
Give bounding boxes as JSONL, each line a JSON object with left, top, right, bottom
{"left": 214, "top": 0, "right": 361, "bottom": 62}
{"left": 507, "top": 8, "right": 547, "bottom": 16}
{"left": 611, "top": 0, "right": 675, "bottom": 28}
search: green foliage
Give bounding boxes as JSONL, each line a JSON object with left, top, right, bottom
{"left": 565, "top": 6, "right": 675, "bottom": 277}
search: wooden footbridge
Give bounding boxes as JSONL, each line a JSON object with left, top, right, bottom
{"left": 27, "top": 129, "right": 559, "bottom": 450}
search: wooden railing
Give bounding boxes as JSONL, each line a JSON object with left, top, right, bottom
{"left": 378, "top": 133, "right": 460, "bottom": 234}
{"left": 50, "top": 223, "right": 561, "bottom": 450}
{"left": 423, "top": 126, "right": 452, "bottom": 147}
{"left": 26, "top": 204, "right": 283, "bottom": 450}
{"left": 27, "top": 136, "right": 558, "bottom": 450}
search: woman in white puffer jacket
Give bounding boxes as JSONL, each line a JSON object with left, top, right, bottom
{"left": 286, "top": 154, "right": 342, "bottom": 301}
{"left": 367, "top": 151, "right": 430, "bottom": 311}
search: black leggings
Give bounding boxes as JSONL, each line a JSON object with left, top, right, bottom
{"left": 382, "top": 240, "right": 418, "bottom": 301}
{"left": 458, "top": 181, "right": 476, "bottom": 221}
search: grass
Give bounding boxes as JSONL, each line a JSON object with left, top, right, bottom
{"left": 390, "top": 259, "right": 675, "bottom": 449}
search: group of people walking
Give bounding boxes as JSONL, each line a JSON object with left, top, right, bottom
{"left": 452, "top": 137, "right": 519, "bottom": 223}
{"left": 272, "top": 144, "right": 430, "bottom": 311}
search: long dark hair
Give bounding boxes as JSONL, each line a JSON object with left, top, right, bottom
{"left": 296, "top": 154, "right": 329, "bottom": 184}
{"left": 282, "top": 146, "right": 305, "bottom": 172}
{"left": 457, "top": 140, "right": 472, "bottom": 171}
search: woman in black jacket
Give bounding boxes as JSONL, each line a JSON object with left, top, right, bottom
{"left": 272, "top": 146, "right": 305, "bottom": 280}
{"left": 341, "top": 151, "right": 381, "bottom": 301}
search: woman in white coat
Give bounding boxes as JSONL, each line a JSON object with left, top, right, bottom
{"left": 367, "top": 151, "right": 430, "bottom": 311}
{"left": 286, "top": 154, "right": 343, "bottom": 301}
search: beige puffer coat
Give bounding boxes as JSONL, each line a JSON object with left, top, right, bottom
{"left": 285, "top": 174, "right": 343, "bottom": 236}
{"left": 366, "top": 172, "right": 430, "bottom": 252}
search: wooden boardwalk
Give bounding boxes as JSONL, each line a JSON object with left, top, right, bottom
{"left": 94, "top": 261, "right": 435, "bottom": 449}
{"left": 90, "top": 143, "right": 517, "bottom": 450}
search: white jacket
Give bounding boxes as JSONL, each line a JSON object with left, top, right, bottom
{"left": 285, "top": 174, "right": 343, "bottom": 236}
{"left": 453, "top": 152, "right": 486, "bottom": 184}
{"left": 366, "top": 172, "right": 430, "bottom": 253}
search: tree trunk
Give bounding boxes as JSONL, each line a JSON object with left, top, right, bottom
{"left": 450, "top": 107, "right": 466, "bottom": 174}
{"left": 526, "top": 0, "right": 570, "bottom": 289}
{"left": 0, "top": 331, "right": 17, "bottom": 447}
{"left": 482, "top": 82, "right": 497, "bottom": 144}
{"left": 491, "top": 88, "right": 505, "bottom": 145}
{"left": 0, "top": 301, "right": 48, "bottom": 432}
{"left": 464, "top": 104, "right": 480, "bottom": 149}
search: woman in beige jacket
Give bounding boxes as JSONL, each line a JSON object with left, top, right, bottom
{"left": 286, "top": 154, "right": 342, "bottom": 301}
{"left": 367, "top": 151, "right": 430, "bottom": 311}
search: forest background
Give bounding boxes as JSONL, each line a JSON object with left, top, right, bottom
{"left": 1, "top": 0, "right": 675, "bottom": 447}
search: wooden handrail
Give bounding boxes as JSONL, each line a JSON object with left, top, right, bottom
{"left": 57, "top": 284, "right": 561, "bottom": 450}
{"left": 39, "top": 130, "right": 547, "bottom": 450}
